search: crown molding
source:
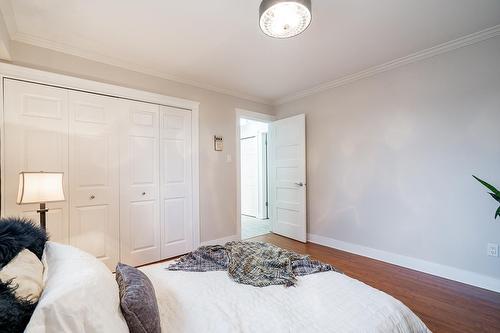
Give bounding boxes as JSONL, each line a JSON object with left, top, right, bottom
{"left": 2, "top": 0, "right": 499, "bottom": 108}
{"left": 0, "top": 1, "right": 271, "bottom": 106}
{"left": 9, "top": 31, "right": 272, "bottom": 105}
{"left": 0, "top": 0, "right": 16, "bottom": 37}
{"left": 274, "top": 24, "right": 500, "bottom": 105}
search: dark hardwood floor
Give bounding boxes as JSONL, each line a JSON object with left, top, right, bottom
{"left": 251, "top": 233, "right": 500, "bottom": 333}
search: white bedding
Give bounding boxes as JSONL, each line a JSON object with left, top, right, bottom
{"left": 141, "top": 262, "right": 430, "bottom": 333}
{"left": 26, "top": 242, "right": 129, "bottom": 333}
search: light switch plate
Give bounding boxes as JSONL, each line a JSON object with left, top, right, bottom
{"left": 487, "top": 243, "right": 499, "bottom": 257}
{"left": 214, "top": 135, "right": 223, "bottom": 151}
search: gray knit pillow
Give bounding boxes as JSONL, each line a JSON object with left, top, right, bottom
{"left": 115, "top": 263, "right": 161, "bottom": 333}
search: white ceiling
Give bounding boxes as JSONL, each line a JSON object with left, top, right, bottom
{"left": 1, "top": 0, "right": 500, "bottom": 104}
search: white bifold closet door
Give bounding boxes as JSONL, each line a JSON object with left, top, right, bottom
{"left": 160, "top": 106, "right": 193, "bottom": 259}
{"left": 3, "top": 79, "right": 70, "bottom": 243}
{"left": 119, "top": 101, "right": 161, "bottom": 266}
{"left": 2, "top": 79, "right": 194, "bottom": 269}
{"left": 68, "top": 91, "right": 121, "bottom": 270}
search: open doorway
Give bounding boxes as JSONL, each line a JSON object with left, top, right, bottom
{"left": 239, "top": 116, "right": 271, "bottom": 239}
{"left": 237, "top": 110, "right": 307, "bottom": 242}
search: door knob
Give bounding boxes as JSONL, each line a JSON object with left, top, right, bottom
{"left": 294, "top": 182, "right": 305, "bottom": 187}
{"left": 142, "top": 192, "right": 146, "bottom": 196}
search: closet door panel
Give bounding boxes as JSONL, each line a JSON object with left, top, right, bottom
{"left": 120, "top": 101, "right": 161, "bottom": 266}
{"left": 68, "top": 91, "right": 120, "bottom": 270}
{"left": 22, "top": 209, "right": 66, "bottom": 242}
{"left": 76, "top": 205, "right": 109, "bottom": 258}
{"left": 3, "top": 79, "right": 69, "bottom": 243}
{"left": 160, "top": 106, "right": 193, "bottom": 259}
{"left": 163, "top": 198, "right": 185, "bottom": 244}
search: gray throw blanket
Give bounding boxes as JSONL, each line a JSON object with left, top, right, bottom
{"left": 167, "top": 241, "right": 339, "bottom": 287}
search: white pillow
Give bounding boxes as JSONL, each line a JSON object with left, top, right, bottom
{"left": 0, "top": 249, "right": 44, "bottom": 302}
{"left": 25, "top": 242, "right": 129, "bottom": 333}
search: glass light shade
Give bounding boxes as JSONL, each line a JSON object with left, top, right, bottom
{"left": 17, "top": 172, "right": 65, "bottom": 204}
{"left": 259, "top": 0, "right": 312, "bottom": 38}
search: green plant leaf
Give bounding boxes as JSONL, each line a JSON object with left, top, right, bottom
{"left": 473, "top": 175, "right": 500, "bottom": 195}
{"left": 496, "top": 206, "right": 500, "bottom": 219}
{"left": 489, "top": 192, "right": 500, "bottom": 203}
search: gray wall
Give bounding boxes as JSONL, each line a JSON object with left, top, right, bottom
{"left": 5, "top": 33, "right": 500, "bottom": 285}
{"left": 275, "top": 37, "right": 500, "bottom": 280}
{"left": 6, "top": 40, "right": 273, "bottom": 243}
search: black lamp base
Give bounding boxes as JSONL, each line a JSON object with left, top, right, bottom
{"left": 37, "top": 202, "right": 48, "bottom": 231}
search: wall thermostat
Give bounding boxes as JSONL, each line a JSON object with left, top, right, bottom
{"left": 214, "top": 135, "right": 224, "bottom": 151}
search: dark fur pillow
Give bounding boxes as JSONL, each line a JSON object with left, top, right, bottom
{"left": 0, "top": 217, "right": 48, "bottom": 332}
{"left": 0, "top": 281, "right": 37, "bottom": 332}
{"left": 0, "top": 217, "right": 48, "bottom": 268}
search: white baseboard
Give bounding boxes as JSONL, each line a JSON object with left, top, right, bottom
{"left": 201, "top": 234, "right": 240, "bottom": 246}
{"left": 307, "top": 233, "right": 500, "bottom": 293}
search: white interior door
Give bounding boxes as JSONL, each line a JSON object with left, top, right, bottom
{"left": 268, "top": 114, "right": 306, "bottom": 242}
{"left": 119, "top": 100, "right": 161, "bottom": 266}
{"left": 3, "top": 79, "right": 70, "bottom": 243}
{"left": 160, "top": 106, "right": 193, "bottom": 259}
{"left": 68, "top": 90, "right": 120, "bottom": 270}
{"left": 240, "top": 136, "right": 259, "bottom": 217}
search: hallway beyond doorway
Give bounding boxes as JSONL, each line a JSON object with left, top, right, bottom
{"left": 241, "top": 215, "right": 270, "bottom": 239}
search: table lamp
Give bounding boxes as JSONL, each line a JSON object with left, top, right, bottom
{"left": 16, "top": 171, "right": 65, "bottom": 230}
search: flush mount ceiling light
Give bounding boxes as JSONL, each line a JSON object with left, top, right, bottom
{"left": 259, "top": 0, "right": 312, "bottom": 39}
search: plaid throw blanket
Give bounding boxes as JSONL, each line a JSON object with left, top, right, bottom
{"left": 167, "top": 241, "right": 339, "bottom": 287}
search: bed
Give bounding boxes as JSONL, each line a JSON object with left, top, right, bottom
{"left": 22, "top": 241, "right": 430, "bottom": 333}
{"left": 141, "top": 261, "right": 429, "bottom": 333}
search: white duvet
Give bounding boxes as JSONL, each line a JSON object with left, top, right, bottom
{"left": 141, "top": 262, "right": 430, "bottom": 333}
{"left": 26, "top": 242, "right": 129, "bottom": 333}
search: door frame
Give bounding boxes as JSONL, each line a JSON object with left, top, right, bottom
{"left": 0, "top": 62, "right": 201, "bottom": 249}
{"left": 235, "top": 108, "right": 275, "bottom": 239}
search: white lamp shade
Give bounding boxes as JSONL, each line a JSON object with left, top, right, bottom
{"left": 17, "top": 172, "right": 65, "bottom": 204}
